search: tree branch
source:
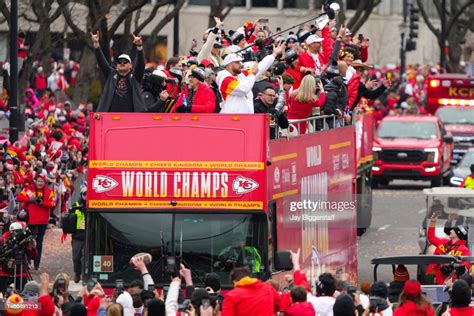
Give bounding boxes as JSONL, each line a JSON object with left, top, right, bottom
{"left": 416, "top": 0, "right": 440, "bottom": 38}
{"left": 221, "top": 4, "right": 234, "bottom": 20}
{"left": 0, "top": 0, "right": 9, "bottom": 27}
{"left": 148, "top": 0, "right": 185, "bottom": 45}
{"left": 135, "top": 0, "right": 171, "bottom": 34}
{"left": 346, "top": 0, "right": 367, "bottom": 31}
{"left": 446, "top": 0, "right": 474, "bottom": 37}
{"left": 58, "top": 0, "right": 87, "bottom": 40}
{"left": 108, "top": 0, "right": 147, "bottom": 36}
{"left": 350, "top": 0, "right": 381, "bottom": 34}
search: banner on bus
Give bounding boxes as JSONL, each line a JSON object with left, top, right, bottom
{"left": 87, "top": 163, "right": 266, "bottom": 210}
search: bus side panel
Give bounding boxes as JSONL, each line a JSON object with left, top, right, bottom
{"left": 268, "top": 126, "right": 358, "bottom": 283}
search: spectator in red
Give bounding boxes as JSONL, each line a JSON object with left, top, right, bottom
{"left": 346, "top": 60, "right": 368, "bottom": 110}
{"left": 287, "top": 75, "right": 326, "bottom": 134}
{"left": 173, "top": 67, "right": 215, "bottom": 113}
{"left": 394, "top": 280, "right": 434, "bottom": 316}
{"left": 297, "top": 35, "right": 326, "bottom": 77}
{"left": 284, "top": 286, "right": 315, "bottom": 316}
{"left": 17, "top": 174, "right": 56, "bottom": 270}
{"left": 34, "top": 67, "right": 47, "bottom": 98}
{"left": 426, "top": 215, "right": 470, "bottom": 285}
{"left": 444, "top": 279, "right": 474, "bottom": 315}
{"left": 221, "top": 266, "right": 279, "bottom": 316}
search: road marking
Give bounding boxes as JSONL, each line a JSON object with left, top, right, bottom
{"left": 418, "top": 208, "right": 426, "bottom": 214}
{"left": 378, "top": 224, "right": 391, "bottom": 231}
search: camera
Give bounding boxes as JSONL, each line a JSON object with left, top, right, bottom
{"left": 57, "top": 279, "right": 66, "bottom": 292}
{"left": 268, "top": 77, "right": 279, "bottom": 83}
{"left": 36, "top": 198, "right": 42, "bottom": 204}
{"left": 143, "top": 73, "right": 166, "bottom": 96}
{"left": 86, "top": 277, "right": 97, "bottom": 292}
{"left": 116, "top": 279, "right": 124, "bottom": 295}
{"left": 178, "top": 299, "right": 191, "bottom": 312}
{"left": 202, "top": 298, "right": 210, "bottom": 309}
{"left": 165, "top": 256, "right": 179, "bottom": 277}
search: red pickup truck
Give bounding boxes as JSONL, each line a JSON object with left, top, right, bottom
{"left": 372, "top": 115, "right": 453, "bottom": 187}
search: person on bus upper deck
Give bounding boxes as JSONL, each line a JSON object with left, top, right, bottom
{"left": 459, "top": 164, "right": 474, "bottom": 189}
{"left": 214, "top": 232, "right": 262, "bottom": 273}
{"left": 91, "top": 31, "right": 147, "bottom": 113}
{"left": 253, "top": 81, "right": 289, "bottom": 139}
{"left": 216, "top": 43, "right": 285, "bottom": 114}
{"left": 172, "top": 67, "right": 216, "bottom": 113}
{"left": 427, "top": 214, "right": 470, "bottom": 285}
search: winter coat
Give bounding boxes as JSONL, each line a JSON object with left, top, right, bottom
{"left": 287, "top": 93, "right": 326, "bottom": 134}
{"left": 254, "top": 98, "right": 289, "bottom": 139}
{"left": 426, "top": 226, "right": 471, "bottom": 285}
{"left": 94, "top": 47, "right": 147, "bottom": 113}
{"left": 17, "top": 184, "right": 56, "bottom": 225}
{"left": 394, "top": 300, "right": 434, "bottom": 316}
{"left": 346, "top": 72, "right": 361, "bottom": 109}
{"left": 388, "top": 281, "right": 405, "bottom": 303}
{"left": 351, "top": 82, "right": 386, "bottom": 110}
{"left": 443, "top": 306, "right": 474, "bottom": 315}
{"left": 284, "top": 302, "right": 316, "bottom": 316}
{"left": 323, "top": 77, "right": 347, "bottom": 115}
{"left": 221, "top": 277, "right": 279, "bottom": 316}
{"left": 188, "top": 83, "right": 216, "bottom": 113}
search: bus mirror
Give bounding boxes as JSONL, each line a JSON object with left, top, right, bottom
{"left": 274, "top": 251, "right": 293, "bottom": 271}
{"left": 443, "top": 135, "right": 453, "bottom": 144}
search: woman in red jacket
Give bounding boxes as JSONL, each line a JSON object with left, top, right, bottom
{"left": 17, "top": 174, "right": 56, "bottom": 270}
{"left": 287, "top": 75, "right": 326, "bottom": 134}
{"left": 394, "top": 280, "right": 434, "bottom": 316}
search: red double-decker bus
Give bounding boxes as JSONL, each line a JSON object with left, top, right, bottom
{"left": 85, "top": 113, "right": 359, "bottom": 288}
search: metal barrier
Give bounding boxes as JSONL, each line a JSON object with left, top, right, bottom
{"left": 277, "top": 114, "right": 344, "bottom": 139}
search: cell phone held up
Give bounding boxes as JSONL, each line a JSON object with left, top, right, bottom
{"left": 115, "top": 279, "right": 124, "bottom": 295}
{"left": 178, "top": 299, "right": 191, "bottom": 312}
{"left": 165, "top": 256, "right": 179, "bottom": 277}
{"left": 86, "top": 277, "right": 97, "bottom": 292}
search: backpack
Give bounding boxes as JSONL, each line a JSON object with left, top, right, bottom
{"left": 61, "top": 211, "right": 77, "bottom": 234}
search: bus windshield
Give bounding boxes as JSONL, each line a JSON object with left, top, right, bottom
{"left": 86, "top": 211, "right": 268, "bottom": 288}
{"left": 436, "top": 107, "right": 474, "bottom": 125}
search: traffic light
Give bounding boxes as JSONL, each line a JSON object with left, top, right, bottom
{"left": 405, "top": 39, "right": 417, "bottom": 52}
{"left": 409, "top": 4, "right": 419, "bottom": 39}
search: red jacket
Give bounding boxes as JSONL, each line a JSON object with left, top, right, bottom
{"left": 287, "top": 93, "right": 326, "bottom": 134}
{"left": 222, "top": 277, "right": 279, "bottom": 316}
{"left": 426, "top": 226, "right": 470, "bottom": 285}
{"left": 284, "top": 302, "right": 315, "bottom": 316}
{"left": 394, "top": 301, "right": 434, "bottom": 316}
{"left": 17, "top": 185, "right": 56, "bottom": 225}
{"left": 278, "top": 270, "right": 312, "bottom": 312}
{"left": 172, "top": 83, "right": 216, "bottom": 113}
{"left": 346, "top": 72, "right": 361, "bottom": 109}
{"left": 445, "top": 307, "right": 474, "bottom": 315}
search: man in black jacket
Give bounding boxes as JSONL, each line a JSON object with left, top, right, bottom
{"left": 91, "top": 31, "right": 147, "bottom": 112}
{"left": 254, "top": 83, "right": 289, "bottom": 139}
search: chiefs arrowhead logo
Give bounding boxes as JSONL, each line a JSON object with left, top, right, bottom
{"left": 232, "top": 176, "right": 259, "bottom": 194}
{"left": 92, "top": 175, "right": 118, "bottom": 193}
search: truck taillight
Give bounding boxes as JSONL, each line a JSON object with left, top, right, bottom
{"left": 429, "top": 80, "right": 440, "bottom": 88}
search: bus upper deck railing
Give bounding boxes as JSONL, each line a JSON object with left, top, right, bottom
{"left": 275, "top": 114, "right": 345, "bottom": 139}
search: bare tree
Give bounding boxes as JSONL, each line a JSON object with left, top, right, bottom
{"left": 0, "top": 0, "right": 62, "bottom": 104}
{"left": 330, "top": 0, "right": 381, "bottom": 34}
{"left": 58, "top": 0, "right": 183, "bottom": 105}
{"left": 208, "top": 0, "right": 234, "bottom": 28}
{"left": 417, "top": 0, "right": 474, "bottom": 73}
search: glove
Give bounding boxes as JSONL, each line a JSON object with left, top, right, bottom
{"left": 175, "top": 105, "right": 188, "bottom": 113}
{"left": 60, "top": 233, "right": 68, "bottom": 244}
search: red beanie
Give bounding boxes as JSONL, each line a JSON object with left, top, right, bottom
{"left": 403, "top": 280, "right": 421, "bottom": 299}
{"left": 394, "top": 265, "right": 409, "bottom": 282}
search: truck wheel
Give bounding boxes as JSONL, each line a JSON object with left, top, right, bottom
{"left": 431, "top": 177, "right": 442, "bottom": 187}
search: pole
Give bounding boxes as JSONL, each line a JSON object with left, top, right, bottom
{"left": 440, "top": 0, "right": 446, "bottom": 71}
{"left": 9, "top": 0, "right": 19, "bottom": 143}
{"left": 173, "top": 12, "right": 179, "bottom": 56}
{"left": 400, "top": 0, "right": 407, "bottom": 82}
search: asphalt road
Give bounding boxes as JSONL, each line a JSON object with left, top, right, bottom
{"left": 357, "top": 180, "right": 430, "bottom": 284}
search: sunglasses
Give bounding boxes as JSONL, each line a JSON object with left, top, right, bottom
{"left": 118, "top": 60, "right": 130, "bottom": 65}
